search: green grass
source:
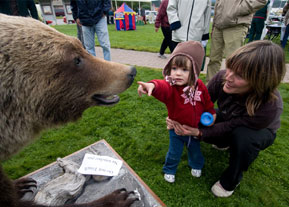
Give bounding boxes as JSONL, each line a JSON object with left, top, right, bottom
{"left": 52, "top": 23, "right": 211, "bottom": 56}
{"left": 51, "top": 23, "right": 289, "bottom": 62}
{"left": 3, "top": 68, "right": 289, "bottom": 207}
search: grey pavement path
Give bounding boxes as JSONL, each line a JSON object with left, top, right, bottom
{"left": 95, "top": 47, "right": 289, "bottom": 83}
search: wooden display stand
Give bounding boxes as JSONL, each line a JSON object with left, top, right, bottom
{"left": 22, "top": 139, "right": 166, "bottom": 207}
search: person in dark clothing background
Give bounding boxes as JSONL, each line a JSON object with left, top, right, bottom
{"left": 0, "top": 0, "right": 38, "bottom": 19}
{"left": 140, "top": 7, "right": 146, "bottom": 24}
{"left": 70, "top": 0, "right": 85, "bottom": 48}
{"left": 281, "top": 1, "right": 289, "bottom": 48}
{"left": 248, "top": 1, "right": 270, "bottom": 42}
{"left": 71, "top": 0, "right": 111, "bottom": 61}
{"left": 108, "top": 8, "right": 114, "bottom": 24}
{"left": 154, "top": 0, "right": 173, "bottom": 59}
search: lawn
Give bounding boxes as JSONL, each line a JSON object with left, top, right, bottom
{"left": 52, "top": 23, "right": 212, "bottom": 55}
{"left": 3, "top": 67, "right": 289, "bottom": 206}
{"left": 2, "top": 24, "right": 289, "bottom": 206}
{"left": 52, "top": 23, "right": 289, "bottom": 62}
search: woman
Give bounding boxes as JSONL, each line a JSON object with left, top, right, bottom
{"left": 167, "top": 40, "right": 285, "bottom": 197}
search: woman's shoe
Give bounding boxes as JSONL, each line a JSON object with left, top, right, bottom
{"left": 211, "top": 181, "right": 234, "bottom": 197}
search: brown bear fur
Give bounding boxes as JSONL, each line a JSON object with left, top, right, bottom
{"left": 0, "top": 14, "right": 137, "bottom": 207}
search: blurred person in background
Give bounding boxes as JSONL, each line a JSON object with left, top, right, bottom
{"left": 141, "top": 6, "right": 146, "bottom": 25}
{"left": 248, "top": 1, "right": 270, "bottom": 42}
{"left": 167, "top": 0, "right": 211, "bottom": 51}
{"left": 0, "top": 0, "right": 38, "bottom": 19}
{"left": 155, "top": 0, "right": 174, "bottom": 59}
{"left": 70, "top": 0, "right": 85, "bottom": 48}
{"left": 206, "top": 0, "right": 268, "bottom": 83}
{"left": 281, "top": 1, "right": 289, "bottom": 48}
{"left": 70, "top": 0, "right": 111, "bottom": 61}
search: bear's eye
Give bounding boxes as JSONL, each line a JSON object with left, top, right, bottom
{"left": 74, "top": 57, "right": 81, "bottom": 66}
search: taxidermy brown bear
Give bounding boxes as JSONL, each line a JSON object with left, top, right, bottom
{"left": 0, "top": 14, "right": 137, "bottom": 207}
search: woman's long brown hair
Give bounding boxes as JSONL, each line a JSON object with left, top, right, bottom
{"left": 226, "top": 40, "right": 285, "bottom": 116}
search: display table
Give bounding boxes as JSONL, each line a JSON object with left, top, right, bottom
{"left": 21, "top": 139, "right": 166, "bottom": 207}
{"left": 266, "top": 24, "right": 282, "bottom": 40}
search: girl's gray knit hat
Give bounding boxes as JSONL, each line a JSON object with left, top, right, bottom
{"left": 163, "top": 41, "right": 205, "bottom": 87}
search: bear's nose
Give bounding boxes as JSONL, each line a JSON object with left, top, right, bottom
{"left": 128, "top": 66, "right": 137, "bottom": 86}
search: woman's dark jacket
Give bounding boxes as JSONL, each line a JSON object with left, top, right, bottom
{"left": 70, "top": 0, "right": 111, "bottom": 26}
{"left": 200, "top": 70, "right": 283, "bottom": 138}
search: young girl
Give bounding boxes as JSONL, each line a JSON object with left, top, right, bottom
{"left": 137, "top": 41, "right": 216, "bottom": 183}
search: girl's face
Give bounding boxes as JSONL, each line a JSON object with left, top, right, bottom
{"left": 223, "top": 69, "right": 250, "bottom": 94}
{"left": 170, "top": 60, "right": 191, "bottom": 86}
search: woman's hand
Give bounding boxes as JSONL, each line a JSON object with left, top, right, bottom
{"left": 174, "top": 124, "right": 199, "bottom": 136}
{"left": 166, "top": 117, "right": 175, "bottom": 130}
{"left": 137, "top": 81, "right": 155, "bottom": 96}
{"left": 166, "top": 117, "right": 200, "bottom": 136}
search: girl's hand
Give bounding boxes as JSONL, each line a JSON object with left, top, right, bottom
{"left": 137, "top": 81, "right": 155, "bottom": 96}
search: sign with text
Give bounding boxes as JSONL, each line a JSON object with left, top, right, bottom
{"left": 78, "top": 153, "right": 123, "bottom": 176}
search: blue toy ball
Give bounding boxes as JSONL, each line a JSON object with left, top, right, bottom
{"left": 200, "top": 112, "right": 214, "bottom": 126}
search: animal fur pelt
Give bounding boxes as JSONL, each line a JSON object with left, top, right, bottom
{"left": 0, "top": 13, "right": 137, "bottom": 207}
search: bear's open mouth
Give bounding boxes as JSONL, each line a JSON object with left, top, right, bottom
{"left": 92, "top": 94, "right": 120, "bottom": 106}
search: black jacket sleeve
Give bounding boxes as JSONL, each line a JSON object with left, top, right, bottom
{"left": 70, "top": 0, "right": 78, "bottom": 20}
{"left": 27, "top": 0, "right": 38, "bottom": 19}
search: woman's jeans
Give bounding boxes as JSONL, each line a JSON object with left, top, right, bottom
{"left": 82, "top": 16, "right": 111, "bottom": 61}
{"left": 204, "top": 124, "right": 275, "bottom": 191}
{"left": 281, "top": 23, "right": 289, "bottom": 48}
{"left": 163, "top": 129, "right": 204, "bottom": 175}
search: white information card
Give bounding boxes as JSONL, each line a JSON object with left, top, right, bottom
{"left": 78, "top": 153, "right": 123, "bottom": 176}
